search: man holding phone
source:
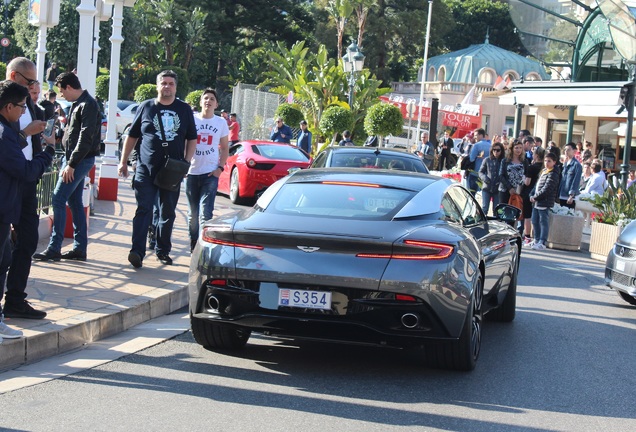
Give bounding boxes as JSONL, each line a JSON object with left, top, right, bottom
{"left": 0, "top": 57, "right": 50, "bottom": 320}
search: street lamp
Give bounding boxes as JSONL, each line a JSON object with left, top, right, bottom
{"left": 596, "top": 0, "right": 636, "bottom": 187}
{"left": 2, "top": 0, "right": 10, "bottom": 64}
{"left": 342, "top": 41, "right": 365, "bottom": 108}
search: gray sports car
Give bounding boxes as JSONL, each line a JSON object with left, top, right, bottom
{"left": 605, "top": 220, "right": 636, "bottom": 305}
{"left": 189, "top": 169, "right": 522, "bottom": 371}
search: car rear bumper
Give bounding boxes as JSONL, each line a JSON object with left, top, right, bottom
{"left": 189, "top": 278, "right": 466, "bottom": 347}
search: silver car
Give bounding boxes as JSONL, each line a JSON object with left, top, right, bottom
{"left": 605, "top": 220, "right": 636, "bottom": 305}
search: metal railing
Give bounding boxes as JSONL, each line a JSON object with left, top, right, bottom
{"left": 36, "top": 154, "right": 62, "bottom": 215}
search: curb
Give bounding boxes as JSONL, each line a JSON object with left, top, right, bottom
{"left": 0, "top": 284, "right": 188, "bottom": 371}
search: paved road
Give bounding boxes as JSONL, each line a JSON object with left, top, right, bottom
{"left": 1, "top": 198, "right": 635, "bottom": 431}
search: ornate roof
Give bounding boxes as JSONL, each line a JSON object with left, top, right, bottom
{"left": 423, "top": 36, "right": 551, "bottom": 83}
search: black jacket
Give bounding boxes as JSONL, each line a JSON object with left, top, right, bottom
{"left": 62, "top": 90, "right": 101, "bottom": 168}
{"left": 478, "top": 156, "right": 503, "bottom": 194}
{"left": 532, "top": 168, "right": 560, "bottom": 208}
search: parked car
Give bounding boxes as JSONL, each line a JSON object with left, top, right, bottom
{"left": 105, "top": 100, "right": 138, "bottom": 136}
{"left": 605, "top": 220, "right": 636, "bottom": 305}
{"left": 190, "top": 169, "right": 522, "bottom": 371}
{"left": 217, "top": 140, "right": 311, "bottom": 204}
{"left": 310, "top": 146, "right": 429, "bottom": 173}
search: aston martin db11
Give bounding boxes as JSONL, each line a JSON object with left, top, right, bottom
{"left": 190, "top": 169, "right": 522, "bottom": 371}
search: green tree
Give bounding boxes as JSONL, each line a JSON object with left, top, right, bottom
{"left": 442, "top": 0, "right": 523, "bottom": 54}
{"left": 326, "top": 0, "right": 354, "bottom": 60}
{"left": 364, "top": 102, "right": 403, "bottom": 146}
{"left": 134, "top": 83, "right": 156, "bottom": 102}
{"left": 95, "top": 75, "right": 111, "bottom": 100}
{"left": 275, "top": 103, "right": 304, "bottom": 128}
{"left": 320, "top": 106, "right": 354, "bottom": 145}
{"left": 185, "top": 89, "right": 205, "bottom": 108}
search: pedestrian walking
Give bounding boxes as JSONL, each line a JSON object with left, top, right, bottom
{"left": 118, "top": 70, "right": 197, "bottom": 268}
{"left": 297, "top": 120, "right": 312, "bottom": 155}
{"left": 186, "top": 89, "right": 229, "bottom": 252}
{"left": 45, "top": 62, "right": 58, "bottom": 90}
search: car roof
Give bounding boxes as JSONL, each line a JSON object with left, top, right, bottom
{"left": 324, "top": 146, "right": 419, "bottom": 158}
{"left": 286, "top": 167, "right": 439, "bottom": 191}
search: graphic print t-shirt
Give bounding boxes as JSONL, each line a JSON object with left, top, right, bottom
{"left": 128, "top": 99, "right": 197, "bottom": 177}
{"left": 189, "top": 114, "right": 229, "bottom": 175}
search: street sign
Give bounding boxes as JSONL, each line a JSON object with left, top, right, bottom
{"left": 1, "top": 38, "right": 10, "bottom": 47}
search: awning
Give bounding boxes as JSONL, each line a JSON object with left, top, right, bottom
{"left": 498, "top": 81, "right": 628, "bottom": 106}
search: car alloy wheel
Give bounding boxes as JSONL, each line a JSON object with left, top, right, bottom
{"left": 229, "top": 167, "right": 242, "bottom": 204}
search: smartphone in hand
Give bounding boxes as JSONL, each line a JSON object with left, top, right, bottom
{"left": 43, "top": 118, "right": 55, "bottom": 137}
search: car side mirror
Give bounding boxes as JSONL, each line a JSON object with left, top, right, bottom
{"left": 494, "top": 203, "right": 520, "bottom": 224}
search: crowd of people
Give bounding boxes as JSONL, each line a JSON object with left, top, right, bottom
{"left": 417, "top": 127, "right": 612, "bottom": 251}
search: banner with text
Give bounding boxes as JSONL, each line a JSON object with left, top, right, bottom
{"left": 379, "top": 95, "right": 482, "bottom": 131}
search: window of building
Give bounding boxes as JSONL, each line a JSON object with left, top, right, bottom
{"left": 478, "top": 68, "right": 496, "bottom": 85}
{"left": 438, "top": 66, "right": 446, "bottom": 82}
{"left": 427, "top": 66, "right": 435, "bottom": 81}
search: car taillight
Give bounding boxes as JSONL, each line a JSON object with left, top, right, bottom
{"left": 357, "top": 240, "right": 453, "bottom": 260}
{"left": 247, "top": 158, "right": 257, "bottom": 168}
{"left": 395, "top": 294, "right": 417, "bottom": 302}
{"left": 201, "top": 227, "right": 263, "bottom": 250}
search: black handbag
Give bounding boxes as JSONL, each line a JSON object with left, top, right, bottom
{"left": 153, "top": 109, "right": 190, "bottom": 191}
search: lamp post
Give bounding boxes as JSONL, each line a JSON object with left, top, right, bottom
{"left": 596, "top": 0, "right": 636, "bottom": 187}
{"left": 415, "top": 0, "right": 434, "bottom": 144}
{"left": 342, "top": 41, "right": 365, "bottom": 108}
{"left": 2, "top": 0, "right": 9, "bottom": 64}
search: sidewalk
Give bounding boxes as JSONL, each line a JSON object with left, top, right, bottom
{"left": 0, "top": 180, "right": 196, "bottom": 371}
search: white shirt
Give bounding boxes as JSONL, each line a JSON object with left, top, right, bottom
{"left": 583, "top": 172, "right": 607, "bottom": 196}
{"left": 19, "top": 107, "right": 34, "bottom": 161}
{"left": 189, "top": 114, "right": 229, "bottom": 175}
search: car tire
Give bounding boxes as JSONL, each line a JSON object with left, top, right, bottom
{"left": 229, "top": 167, "right": 246, "bottom": 205}
{"left": 191, "top": 316, "right": 251, "bottom": 350}
{"left": 618, "top": 291, "right": 636, "bottom": 306}
{"left": 486, "top": 246, "right": 518, "bottom": 322}
{"left": 426, "top": 273, "right": 483, "bottom": 371}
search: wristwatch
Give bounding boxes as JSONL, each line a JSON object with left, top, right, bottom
{"left": 217, "top": 166, "right": 224, "bottom": 172}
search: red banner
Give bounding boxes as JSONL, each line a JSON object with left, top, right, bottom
{"left": 379, "top": 95, "right": 482, "bottom": 131}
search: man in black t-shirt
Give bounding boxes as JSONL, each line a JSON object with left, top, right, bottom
{"left": 118, "top": 70, "right": 197, "bottom": 268}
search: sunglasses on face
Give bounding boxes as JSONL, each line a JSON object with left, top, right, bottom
{"left": 16, "top": 71, "right": 38, "bottom": 86}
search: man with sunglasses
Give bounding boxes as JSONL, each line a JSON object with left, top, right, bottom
{"left": 0, "top": 57, "right": 50, "bottom": 320}
{"left": 270, "top": 117, "right": 292, "bottom": 143}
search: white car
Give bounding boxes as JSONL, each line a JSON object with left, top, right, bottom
{"left": 105, "top": 100, "right": 138, "bottom": 136}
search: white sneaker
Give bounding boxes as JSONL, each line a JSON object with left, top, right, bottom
{"left": 0, "top": 316, "right": 23, "bottom": 339}
{"left": 532, "top": 242, "right": 547, "bottom": 250}
{"left": 523, "top": 240, "right": 535, "bottom": 248}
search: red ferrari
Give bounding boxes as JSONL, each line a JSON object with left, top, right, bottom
{"left": 218, "top": 140, "right": 311, "bottom": 204}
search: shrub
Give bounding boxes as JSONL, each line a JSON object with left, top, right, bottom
{"left": 364, "top": 102, "right": 404, "bottom": 138}
{"left": 185, "top": 89, "right": 205, "bottom": 109}
{"left": 319, "top": 106, "right": 353, "bottom": 144}
{"left": 583, "top": 178, "right": 636, "bottom": 227}
{"left": 0, "top": 63, "right": 6, "bottom": 82}
{"left": 275, "top": 103, "right": 304, "bottom": 127}
{"left": 95, "top": 75, "right": 111, "bottom": 101}
{"left": 133, "top": 84, "right": 157, "bottom": 103}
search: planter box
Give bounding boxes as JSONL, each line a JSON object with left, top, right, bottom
{"left": 589, "top": 221, "right": 621, "bottom": 261}
{"left": 546, "top": 213, "right": 585, "bottom": 251}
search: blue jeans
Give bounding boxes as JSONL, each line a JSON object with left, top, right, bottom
{"left": 481, "top": 189, "right": 500, "bottom": 215}
{"left": 48, "top": 156, "right": 95, "bottom": 253}
{"left": 186, "top": 173, "right": 219, "bottom": 248}
{"left": 131, "top": 170, "right": 181, "bottom": 258}
{"left": 531, "top": 207, "right": 550, "bottom": 243}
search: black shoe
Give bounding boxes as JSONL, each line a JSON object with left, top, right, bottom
{"left": 61, "top": 249, "right": 87, "bottom": 261}
{"left": 3, "top": 300, "right": 47, "bottom": 320}
{"left": 156, "top": 253, "right": 173, "bottom": 265}
{"left": 33, "top": 249, "right": 62, "bottom": 262}
{"left": 128, "top": 251, "right": 143, "bottom": 268}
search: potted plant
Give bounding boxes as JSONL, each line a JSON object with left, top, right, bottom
{"left": 583, "top": 181, "right": 636, "bottom": 260}
{"left": 546, "top": 205, "right": 585, "bottom": 251}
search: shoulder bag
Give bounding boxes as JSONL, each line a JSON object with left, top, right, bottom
{"left": 153, "top": 108, "right": 190, "bottom": 191}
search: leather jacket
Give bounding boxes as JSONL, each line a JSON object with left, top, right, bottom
{"left": 62, "top": 90, "right": 101, "bottom": 168}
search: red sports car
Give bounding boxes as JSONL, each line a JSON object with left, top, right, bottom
{"left": 218, "top": 140, "right": 311, "bottom": 204}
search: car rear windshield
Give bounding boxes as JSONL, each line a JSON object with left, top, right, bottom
{"left": 252, "top": 145, "right": 309, "bottom": 162}
{"left": 266, "top": 182, "right": 415, "bottom": 219}
{"left": 330, "top": 153, "right": 426, "bottom": 172}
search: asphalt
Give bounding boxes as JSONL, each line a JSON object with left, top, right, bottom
{"left": 0, "top": 179, "right": 195, "bottom": 371}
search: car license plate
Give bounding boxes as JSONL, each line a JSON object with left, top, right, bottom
{"left": 278, "top": 289, "right": 331, "bottom": 310}
{"left": 365, "top": 198, "right": 398, "bottom": 210}
{"left": 616, "top": 259, "right": 626, "bottom": 272}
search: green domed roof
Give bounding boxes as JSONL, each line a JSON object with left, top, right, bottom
{"left": 425, "top": 37, "right": 550, "bottom": 83}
